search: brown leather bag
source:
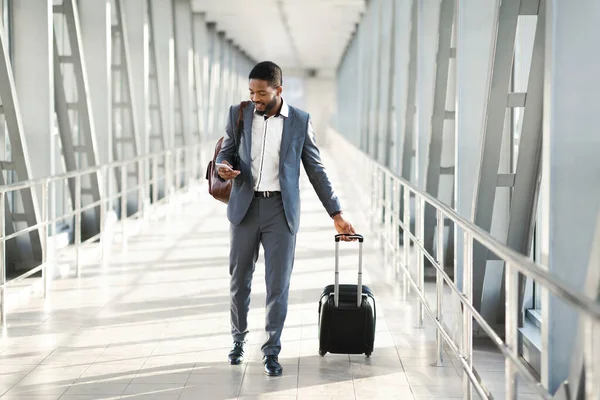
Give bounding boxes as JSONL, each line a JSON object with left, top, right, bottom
{"left": 205, "top": 101, "right": 249, "bottom": 204}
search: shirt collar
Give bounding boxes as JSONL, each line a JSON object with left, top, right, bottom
{"left": 279, "top": 98, "right": 289, "bottom": 118}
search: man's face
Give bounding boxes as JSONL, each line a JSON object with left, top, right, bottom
{"left": 249, "top": 79, "right": 281, "bottom": 115}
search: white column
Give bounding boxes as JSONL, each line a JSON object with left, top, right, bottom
{"left": 12, "top": 1, "right": 53, "bottom": 202}
{"left": 540, "top": 0, "right": 600, "bottom": 393}
{"left": 79, "top": 0, "right": 112, "bottom": 165}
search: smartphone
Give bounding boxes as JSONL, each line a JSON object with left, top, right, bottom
{"left": 215, "top": 162, "right": 234, "bottom": 171}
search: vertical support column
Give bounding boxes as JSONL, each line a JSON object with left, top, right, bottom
{"left": 394, "top": 0, "right": 417, "bottom": 243}
{"left": 497, "top": 1, "right": 546, "bottom": 323}
{"left": 173, "top": 0, "right": 194, "bottom": 146}
{"left": 173, "top": 0, "right": 195, "bottom": 186}
{"left": 367, "top": 0, "right": 381, "bottom": 160}
{"left": 0, "top": 5, "right": 41, "bottom": 271}
{"left": 53, "top": 0, "right": 103, "bottom": 241}
{"left": 469, "top": 0, "right": 519, "bottom": 324}
{"left": 79, "top": 0, "right": 116, "bottom": 224}
{"left": 124, "top": 0, "right": 148, "bottom": 198}
{"left": 204, "top": 23, "right": 215, "bottom": 142}
{"left": 359, "top": 15, "right": 371, "bottom": 153}
{"left": 422, "top": 0, "right": 455, "bottom": 276}
{"left": 377, "top": 0, "right": 394, "bottom": 167}
{"left": 415, "top": 0, "right": 440, "bottom": 190}
{"left": 146, "top": 0, "right": 166, "bottom": 200}
{"left": 12, "top": 0, "right": 50, "bottom": 265}
{"left": 393, "top": 0, "right": 414, "bottom": 177}
{"left": 207, "top": 27, "right": 221, "bottom": 142}
{"left": 355, "top": 20, "right": 366, "bottom": 150}
{"left": 191, "top": 12, "right": 207, "bottom": 173}
{"left": 13, "top": 0, "right": 52, "bottom": 209}
{"left": 423, "top": 0, "right": 455, "bottom": 198}
{"left": 540, "top": 0, "right": 600, "bottom": 392}
{"left": 150, "top": 0, "right": 174, "bottom": 150}
{"left": 453, "top": 0, "right": 495, "bottom": 291}
{"left": 213, "top": 32, "right": 226, "bottom": 139}
{"left": 113, "top": 0, "right": 143, "bottom": 216}
{"left": 79, "top": 0, "right": 112, "bottom": 166}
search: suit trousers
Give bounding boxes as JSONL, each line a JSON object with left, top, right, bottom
{"left": 229, "top": 195, "right": 297, "bottom": 356}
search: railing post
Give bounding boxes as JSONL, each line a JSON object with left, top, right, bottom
{"left": 189, "top": 146, "right": 195, "bottom": 187}
{"left": 463, "top": 232, "right": 473, "bottom": 400}
{"left": 416, "top": 196, "right": 424, "bottom": 328}
{"left": 378, "top": 169, "right": 384, "bottom": 246}
{"left": 198, "top": 144, "right": 204, "bottom": 192}
{"left": 435, "top": 209, "right": 444, "bottom": 366}
{"left": 383, "top": 174, "right": 389, "bottom": 262}
{"left": 152, "top": 155, "right": 158, "bottom": 211}
{"left": 505, "top": 262, "right": 518, "bottom": 399}
{"left": 392, "top": 179, "right": 400, "bottom": 278}
{"left": 370, "top": 166, "right": 377, "bottom": 229}
{"left": 0, "top": 192, "right": 6, "bottom": 326}
{"left": 165, "top": 151, "right": 172, "bottom": 206}
{"left": 403, "top": 187, "right": 410, "bottom": 297}
{"left": 121, "top": 165, "right": 127, "bottom": 250}
{"left": 175, "top": 148, "right": 181, "bottom": 192}
{"left": 75, "top": 174, "right": 82, "bottom": 278}
{"left": 41, "top": 182, "right": 49, "bottom": 298}
{"left": 387, "top": 176, "right": 393, "bottom": 261}
{"left": 138, "top": 159, "right": 144, "bottom": 220}
{"left": 51, "top": 179, "right": 58, "bottom": 282}
{"left": 100, "top": 165, "right": 107, "bottom": 263}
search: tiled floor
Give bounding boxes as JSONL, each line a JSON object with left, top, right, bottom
{"left": 0, "top": 151, "right": 541, "bottom": 399}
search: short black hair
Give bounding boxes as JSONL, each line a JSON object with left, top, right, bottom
{"left": 249, "top": 61, "right": 282, "bottom": 88}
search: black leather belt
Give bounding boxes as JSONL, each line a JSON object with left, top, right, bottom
{"left": 254, "top": 191, "right": 281, "bottom": 198}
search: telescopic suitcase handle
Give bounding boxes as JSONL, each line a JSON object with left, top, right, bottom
{"left": 334, "top": 234, "right": 364, "bottom": 308}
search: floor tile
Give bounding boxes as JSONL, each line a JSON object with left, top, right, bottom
{"left": 0, "top": 153, "right": 474, "bottom": 400}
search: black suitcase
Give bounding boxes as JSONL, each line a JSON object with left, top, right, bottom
{"left": 317, "top": 234, "right": 376, "bottom": 357}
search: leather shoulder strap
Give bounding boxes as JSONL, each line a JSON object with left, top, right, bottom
{"left": 235, "top": 101, "right": 251, "bottom": 147}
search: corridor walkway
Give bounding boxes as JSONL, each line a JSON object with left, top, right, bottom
{"left": 0, "top": 153, "right": 466, "bottom": 399}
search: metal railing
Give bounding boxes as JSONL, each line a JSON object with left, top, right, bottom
{"left": 327, "top": 129, "right": 600, "bottom": 399}
{"left": 0, "top": 143, "right": 206, "bottom": 326}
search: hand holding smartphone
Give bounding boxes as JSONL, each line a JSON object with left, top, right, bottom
{"left": 216, "top": 161, "right": 240, "bottom": 180}
{"left": 215, "top": 162, "right": 233, "bottom": 171}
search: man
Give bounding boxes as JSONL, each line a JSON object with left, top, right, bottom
{"left": 216, "top": 61, "right": 355, "bottom": 376}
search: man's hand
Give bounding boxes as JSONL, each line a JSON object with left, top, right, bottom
{"left": 217, "top": 160, "right": 241, "bottom": 180}
{"left": 333, "top": 212, "right": 357, "bottom": 242}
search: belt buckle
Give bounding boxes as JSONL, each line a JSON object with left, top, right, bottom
{"left": 265, "top": 191, "right": 271, "bottom": 198}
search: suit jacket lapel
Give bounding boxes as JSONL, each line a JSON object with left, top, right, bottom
{"left": 279, "top": 107, "right": 296, "bottom": 171}
{"left": 242, "top": 103, "right": 254, "bottom": 161}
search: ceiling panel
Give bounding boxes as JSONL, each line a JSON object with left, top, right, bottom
{"left": 191, "top": 0, "right": 365, "bottom": 75}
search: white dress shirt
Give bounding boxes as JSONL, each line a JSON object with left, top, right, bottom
{"left": 251, "top": 99, "right": 290, "bottom": 191}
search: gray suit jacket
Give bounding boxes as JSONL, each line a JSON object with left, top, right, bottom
{"left": 216, "top": 102, "right": 341, "bottom": 234}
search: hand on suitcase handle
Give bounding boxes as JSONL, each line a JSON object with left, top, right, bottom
{"left": 335, "top": 234, "right": 363, "bottom": 242}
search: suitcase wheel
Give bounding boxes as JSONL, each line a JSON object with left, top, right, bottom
{"left": 365, "top": 352, "right": 372, "bottom": 357}
{"left": 318, "top": 349, "right": 326, "bottom": 357}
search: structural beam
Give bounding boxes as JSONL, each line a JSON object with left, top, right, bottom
{"left": 53, "top": 0, "right": 102, "bottom": 241}
{"left": 396, "top": 0, "right": 416, "bottom": 180}
{"left": 540, "top": 0, "right": 600, "bottom": 392}
{"left": 111, "top": 0, "right": 142, "bottom": 216}
{"left": 13, "top": 0, "right": 54, "bottom": 223}
{"left": 453, "top": 0, "right": 496, "bottom": 299}
{"left": 422, "top": 0, "right": 456, "bottom": 274}
{"left": 149, "top": 0, "right": 174, "bottom": 150}
{"left": 123, "top": 0, "right": 148, "bottom": 197}
{"left": 0, "top": 9, "right": 42, "bottom": 271}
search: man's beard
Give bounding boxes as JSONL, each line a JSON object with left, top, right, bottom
{"left": 254, "top": 96, "right": 278, "bottom": 116}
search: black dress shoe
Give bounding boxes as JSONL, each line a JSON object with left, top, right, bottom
{"left": 228, "top": 341, "right": 245, "bottom": 365}
{"left": 263, "top": 355, "right": 282, "bottom": 376}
